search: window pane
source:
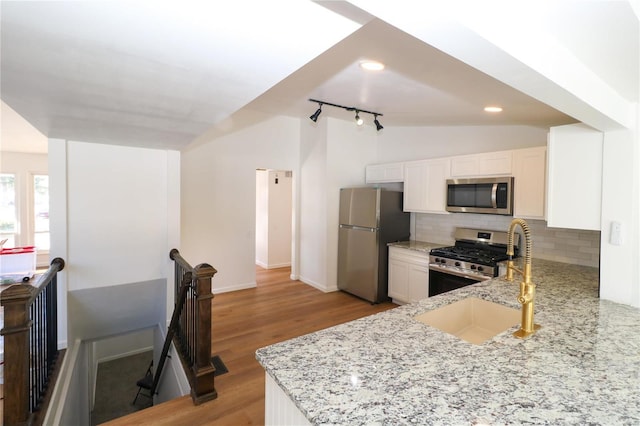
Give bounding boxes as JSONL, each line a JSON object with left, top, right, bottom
{"left": 34, "top": 175, "right": 50, "bottom": 250}
{"left": 0, "top": 234, "right": 15, "bottom": 248}
{"left": 34, "top": 232, "right": 50, "bottom": 251}
{"left": 0, "top": 174, "right": 17, "bottom": 240}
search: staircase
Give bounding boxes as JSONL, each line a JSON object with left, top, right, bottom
{"left": 1, "top": 258, "right": 66, "bottom": 425}
{"left": 0, "top": 249, "right": 218, "bottom": 425}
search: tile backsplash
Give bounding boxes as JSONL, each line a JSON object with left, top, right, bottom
{"left": 413, "top": 213, "right": 600, "bottom": 268}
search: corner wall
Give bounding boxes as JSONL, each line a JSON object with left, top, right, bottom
{"left": 49, "top": 139, "right": 180, "bottom": 347}
{"left": 255, "top": 169, "right": 292, "bottom": 269}
{"left": 181, "top": 116, "right": 300, "bottom": 293}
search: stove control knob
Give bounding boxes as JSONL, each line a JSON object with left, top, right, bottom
{"left": 477, "top": 266, "right": 484, "bottom": 272}
{"left": 455, "top": 261, "right": 461, "bottom": 267}
{"left": 470, "top": 265, "right": 476, "bottom": 270}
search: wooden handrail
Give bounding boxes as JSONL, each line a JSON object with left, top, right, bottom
{"left": 169, "top": 249, "right": 218, "bottom": 404}
{"left": 1, "top": 257, "right": 65, "bottom": 426}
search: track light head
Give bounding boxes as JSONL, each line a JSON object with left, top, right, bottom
{"left": 308, "top": 99, "right": 382, "bottom": 131}
{"left": 309, "top": 104, "right": 322, "bottom": 122}
{"left": 374, "top": 114, "right": 384, "bottom": 131}
{"left": 355, "top": 111, "right": 363, "bottom": 126}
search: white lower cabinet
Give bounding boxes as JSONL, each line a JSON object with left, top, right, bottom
{"left": 388, "top": 246, "right": 429, "bottom": 304}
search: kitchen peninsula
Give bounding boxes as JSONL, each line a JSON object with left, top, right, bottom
{"left": 256, "top": 259, "right": 640, "bottom": 425}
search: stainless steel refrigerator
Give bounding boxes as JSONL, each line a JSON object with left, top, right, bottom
{"left": 337, "top": 187, "right": 410, "bottom": 303}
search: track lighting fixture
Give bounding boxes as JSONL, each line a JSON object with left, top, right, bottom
{"left": 308, "top": 98, "right": 383, "bottom": 131}
{"left": 374, "top": 114, "right": 383, "bottom": 131}
{"left": 309, "top": 103, "right": 322, "bottom": 122}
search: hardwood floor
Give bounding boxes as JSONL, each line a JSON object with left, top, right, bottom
{"left": 104, "top": 267, "right": 397, "bottom": 425}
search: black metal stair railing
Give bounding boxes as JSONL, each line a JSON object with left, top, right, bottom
{"left": 162, "top": 249, "right": 217, "bottom": 404}
{"left": 1, "top": 257, "right": 66, "bottom": 426}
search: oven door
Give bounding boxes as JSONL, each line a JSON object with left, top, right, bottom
{"left": 428, "top": 267, "right": 486, "bottom": 297}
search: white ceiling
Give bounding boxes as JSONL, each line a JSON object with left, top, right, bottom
{"left": 0, "top": 1, "right": 637, "bottom": 153}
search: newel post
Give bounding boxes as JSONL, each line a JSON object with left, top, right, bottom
{"left": 192, "top": 263, "right": 217, "bottom": 404}
{"left": 1, "top": 284, "right": 37, "bottom": 425}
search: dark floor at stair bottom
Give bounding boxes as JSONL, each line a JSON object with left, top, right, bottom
{"left": 91, "top": 350, "right": 153, "bottom": 425}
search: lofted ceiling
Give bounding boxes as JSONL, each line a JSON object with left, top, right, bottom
{"left": 0, "top": 1, "right": 636, "bottom": 153}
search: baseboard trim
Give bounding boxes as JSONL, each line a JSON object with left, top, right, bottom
{"left": 96, "top": 345, "right": 154, "bottom": 365}
{"left": 213, "top": 282, "right": 256, "bottom": 294}
{"left": 298, "top": 276, "right": 338, "bottom": 293}
{"left": 256, "top": 261, "right": 291, "bottom": 269}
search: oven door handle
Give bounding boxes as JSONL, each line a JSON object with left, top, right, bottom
{"left": 429, "top": 265, "right": 492, "bottom": 281}
{"left": 491, "top": 183, "right": 498, "bottom": 208}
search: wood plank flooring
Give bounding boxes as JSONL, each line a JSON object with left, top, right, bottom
{"left": 104, "top": 267, "right": 397, "bottom": 425}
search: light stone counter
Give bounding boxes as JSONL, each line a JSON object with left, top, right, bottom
{"left": 387, "top": 240, "right": 445, "bottom": 253}
{"left": 256, "top": 259, "right": 640, "bottom": 425}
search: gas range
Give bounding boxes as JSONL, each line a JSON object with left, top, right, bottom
{"left": 429, "top": 228, "right": 520, "bottom": 281}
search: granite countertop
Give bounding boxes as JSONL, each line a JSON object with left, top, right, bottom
{"left": 256, "top": 259, "right": 640, "bottom": 425}
{"left": 387, "top": 240, "right": 445, "bottom": 253}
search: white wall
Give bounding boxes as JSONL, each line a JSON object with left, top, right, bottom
{"left": 375, "top": 125, "right": 548, "bottom": 162}
{"left": 255, "top": 170, "right": 269, "bottom": 267}
{"left": 0, "top": 100, "right": 48, "bottom": 154}
{"left": 255, "top": 169, "right": 292, "bottom": 269}
{"left": 49, "top": 139, "right": 180, "bottom": 347}
{"left": 600, "top": 128, "right": 638, "bottom": 305}
{"left": 268, "top": 170, "right": 292, "bottom": 268}
{"left": 65, "top": 142, "right": 175, "bottom": 289}
{"left": 324, "top": 119, "right": 378, "bottom": 290}
{"left": 298, "top": 118, "right": 379, "bottom": 292}
{"left": 56, "top": 340, "right": 90, "bottom": 426}
{"left": 298, "top": 118, "right": 329, "bottom": 289}
{"left": 181, "top": 116, "right": 300, "bottom": 293}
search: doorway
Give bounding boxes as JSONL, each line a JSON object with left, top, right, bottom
{"left": 255, "top": 169, "right": 293, "bottom": 270}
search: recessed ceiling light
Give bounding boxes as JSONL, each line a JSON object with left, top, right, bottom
{"left": 359, "top": 60, "right": 385, "bottom": 71}
{"left": 484, "top": 106, "right": 503, "bottom": 113}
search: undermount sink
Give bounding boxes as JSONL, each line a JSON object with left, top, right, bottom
{"left": 414, "top": 297, "right": 521, "bottom": 345}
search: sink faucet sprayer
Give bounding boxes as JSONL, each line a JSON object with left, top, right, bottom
{"left": 506, "top": 218, "right": 541, "bottom": 338}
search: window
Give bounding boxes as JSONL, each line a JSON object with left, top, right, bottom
{"left": 33, "top": 175, "right": 50, "bottom": 251}
{"left": 0, "top": 173, "right": 17, "bottom": 247}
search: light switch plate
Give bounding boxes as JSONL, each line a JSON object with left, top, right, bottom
{"left": 610, "top": 221, "right": 623, "bottom": 245}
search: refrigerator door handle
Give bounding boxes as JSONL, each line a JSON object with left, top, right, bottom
{"left": 339, "top": 224, "right": 377, "bottom": 232}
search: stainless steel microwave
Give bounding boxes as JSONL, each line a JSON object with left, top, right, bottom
{"left": 446, "top": 177, "right": 514, "bottom": 215}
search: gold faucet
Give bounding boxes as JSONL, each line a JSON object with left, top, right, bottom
{"left": 506, "top": 218, "right": 541, "bottom": 338}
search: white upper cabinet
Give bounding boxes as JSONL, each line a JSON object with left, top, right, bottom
{"left": 450, "top": 150, "right": 512, "bottom": 177}
{"left": 382, "top": 147, "right": 548, "bottom": 217}
{"left": 513, "top": 146, "right": 547, "bottom": 220}
{"left": 547, "top": 123, "right": 603, "bottom": 231}
{"left": 450, "top": 155, "right": 478, "bottom": 177}
{"left": 365, "top": 162, "right": 404, "bottom": 183}
{"left": 403, "top": 158, "right": 450, "bottom": 213}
